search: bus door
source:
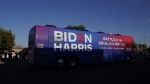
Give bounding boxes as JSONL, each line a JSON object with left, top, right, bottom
{"left": 103, "top": 48, "right": 126, "bottom": 62}
{"left": 103, "top": 50, "right": 113, "bottom": 62}
{"left": 91, "top": 49, "right": 103, "bottom": 63}
{"left": 112, "top": 49, "right": 124, "bottom": 61}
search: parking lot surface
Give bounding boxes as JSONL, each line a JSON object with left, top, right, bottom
{"left": 0, "top": 57, "right": 150, "bottom": 84}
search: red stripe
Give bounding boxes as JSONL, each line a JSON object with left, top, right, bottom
{"left": 77, "top": 34, "right": 84, "bottom": 37}
{"left": 77, "top": 39, "right": 84, "bottom": 42}
{"left": 77, "top": 33, "right": 84, "bottom": 42}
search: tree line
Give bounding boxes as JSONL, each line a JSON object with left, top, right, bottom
{"left": 133, "top": 43, "right": 149, "bottom": 52}
{"left": 0, "top": 27, "right": 15, "bottom": 50}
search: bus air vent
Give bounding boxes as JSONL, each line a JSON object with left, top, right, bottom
{"left": 97, "top": 31, "right": 105, "bottom": 33}
{"left": 115, "top": 34, "right": 121, "bottom": 35}
{"left": 45, "top": 24, "right": 56, "bottom": 27}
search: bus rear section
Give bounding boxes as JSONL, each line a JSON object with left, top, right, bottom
{"left": 28, "top": 26, "right": 56, "bottom": 66}
{"left": 28, "top": 27, "right": 35, "bottom": 64}
{"left": 28, "top": 26, "right": 45, "bottom": 65}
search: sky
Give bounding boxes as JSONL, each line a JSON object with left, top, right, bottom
{"left": 0, "top": 0, "right": 150, "bottom": 47}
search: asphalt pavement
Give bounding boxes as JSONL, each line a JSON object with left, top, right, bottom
{"left": 0, "top": 56, "right": 150, "bottom": 84}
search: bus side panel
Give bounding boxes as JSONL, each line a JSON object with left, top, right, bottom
{"left": 30, "top": 26, "right": 135, "bottom": 66}
{"left": 47, "top": 28, "right": 133, "bottom": 64}
{"left": 48, "top": 28, "right": 105, "bottom": 65}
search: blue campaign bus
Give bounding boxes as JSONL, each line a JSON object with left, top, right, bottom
{"left": 28, "top": 25, "right": 135, "bottom": 67}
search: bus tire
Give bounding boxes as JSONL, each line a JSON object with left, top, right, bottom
{"left": 69, "top": 57, "right": 79, "bottom": 67}
{"left": 126, "top": 55, "right": 132, "bottom": 62}
{"left": 55, "top": 57, "right": 66, "bottom": 67}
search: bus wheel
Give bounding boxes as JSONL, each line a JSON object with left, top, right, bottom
{"left": 69, "top": 57, "right": 78, "bottom": 67}
{"left": 55, "top": 57, "right": 66, "bottom": 67}
{"left": 126, "top": 55, "right": 132, "bottom": 61}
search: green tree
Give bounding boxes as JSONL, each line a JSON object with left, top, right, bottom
{"left": 135, "top": 43, "right": 147, "bottom": 52}
{"left": 142, "top": 44, "right": 147, "bottom": 51}
{"left": 147, "top": 46, "right": 150, "bottom": 52}
{"left": 133, "top": 43, "right": 138, "bottom": 51}
{"left": 138, "top": 44, "right": 143, "bottom": 51}
{"left": 67, "top": 24, "right": 86, "bottom": 30}
{"left": 0, "top": 27, "right": 4, "bottom": 48}
{"left": 0, "top": 27, "right": 15, "bottom": 49}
